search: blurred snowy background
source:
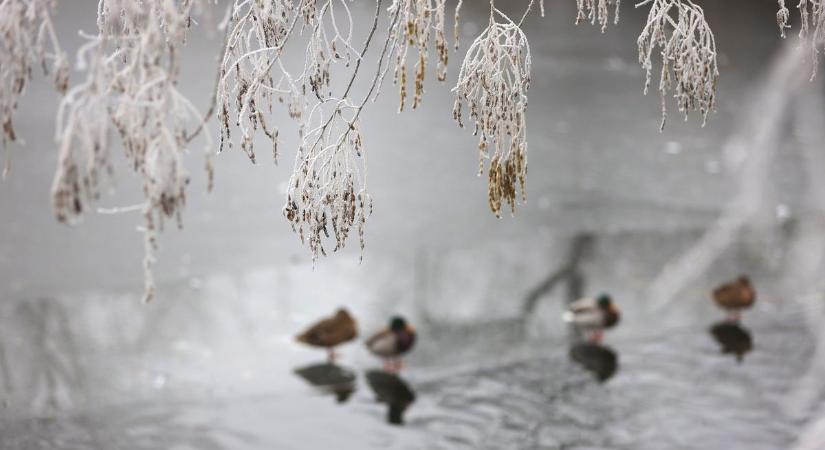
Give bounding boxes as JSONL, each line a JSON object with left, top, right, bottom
{"left": 2, "top": 0, "right": 825, "bottom": 449}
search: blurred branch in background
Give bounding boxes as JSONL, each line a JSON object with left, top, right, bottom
{"left": 646, "top": 41, "right": 809, "bottom": 312}
{"left": 521, "top": 233, "right": 594, "bottom": 317}
{"left": 783, "top": 78, "right": 825, "bottom": 448}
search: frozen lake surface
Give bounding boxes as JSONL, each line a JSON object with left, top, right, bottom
{"left": 0, "top": 230, "right": 819, "bottom": 449}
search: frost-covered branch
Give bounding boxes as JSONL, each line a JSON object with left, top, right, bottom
{"left": 386, "top": 0, "right": 451, "bottom": 111}
{"left": 576, "top": 0, "right": 620, "bottom": 32}
{"left": 453, "top": 4, "right": 531, "bottom": 218}
{"left": 283, "top": 99, "right": 371, "bottom": 261}
{"left": 219, "top": 0, "right": 456, "bottom": 260}
{"left": 777, "top": 0, "right": 825, "bottom": 79}
{"left": 282, "top": 0, "right": 397, "bottom": 260}
{"left": 217, "top": 0, "right": 300, "bottom": 164}
{"left": 52, "top": 0, "right": 213, "bottom": 302}
{"left": 637, "top": 0, "right": 719, "bottom": 130}
{"left": 0, "top": 0, "right": 68, "bottom": 171}
{"left": 5, "top": 0, "right": 823, "bottom": 303}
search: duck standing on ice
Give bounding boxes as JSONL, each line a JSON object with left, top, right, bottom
{"left": 712, "top": 276, "right": 756, "bottom": 322}
{"left": 563, "top": 294, "right": 620, "bottom": 343}
{"left": 366, "top": 316, "right": 416, "bottom": 373}
{"left": 295, "top": 308, "right": 358, "bottom": 362}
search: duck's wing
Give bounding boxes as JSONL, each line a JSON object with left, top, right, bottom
{"left": 740, "top": 284, "right": 756, "bottom": 305}
{"left": 567, "top": 297, "right": 597, "bottom": 313}
{"left": 329, "top": 313, "right": 358, "bottom": 343}
{"left": 296, "top": 313, "right": 357, "bottom": 347}
{"left": 366, "top": 329, "right": 397, "bottom": 357}
{"left": 564, "top": 308, "right": 605, "bottom": 329}
{"left": 713, "top": 283, "right": 755, "bottom": 309}
{"left": 336, "top": 309, "right": 359, "bottom": 336}
{"left": 295, "top": 318, "right": 332, "bottom": 346}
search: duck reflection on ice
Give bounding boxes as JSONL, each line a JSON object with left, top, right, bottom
{"left": 709, "top": 321, "right": 753, "bottom": 363}
{"left": 293, "top": 363, "right": 356, "bottom": 403}
{"left": 569, "top": 343, "right": 619, "bottom": 382}
{"left": 365, "top": 370, "right": 416, "bottom": 425}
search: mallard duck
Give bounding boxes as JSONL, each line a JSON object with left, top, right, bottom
{"left": 366, "top": 316, "right": 416, "bottom": 373}
{"left": 712, "top": 276, "right": 756, "bottom": 322}
{"left": 562, "top": 294, "right": 620, "bottom": 343}
{"left": 295, "top": 308, "right": 358, "bottom": 362}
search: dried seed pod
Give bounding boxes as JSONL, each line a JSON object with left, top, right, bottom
{"left": 284, "top": 100, "right": 372, "bottom": 261}
{"left": 453, "top": 9, "right": 531, "bottom": 217}
{"left": 387, "top": 0, "right": 453, "bottom": 112}
{"left": 0, "top": 0, "right": 68, "bottom": 148}
{"left": 217, "top": 0, "right": 294, "bottom": 165}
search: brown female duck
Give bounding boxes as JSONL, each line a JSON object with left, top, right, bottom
{"left": 712, "top": 276, "right": 756, "bottom": 322}
{"left": 295, "top": 308, "right": 358, "bottom": 362}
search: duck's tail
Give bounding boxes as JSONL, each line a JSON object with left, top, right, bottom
{"left": 562, "top": 311, "right": 575, "bottom": 323}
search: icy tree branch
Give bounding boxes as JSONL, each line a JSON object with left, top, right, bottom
{"left": 0, "top": 0, "right": 68, "bottom": 176}
{"left": 777, "top": 0, "right": 825, "bottom": 79}
{"left": 636, "top": 0, "right": 719, "bottom": 130}
{"left": 576, "top": 0, "right": 621, "bottom": 32}
{"left": 1, "top": 0, "right": 822, "bottom": 300}
{"left": 452, "top": 3, "right": 531, "bottom": 218}
{"left": 51, "top": 0, "right": 214, "bottom": 302}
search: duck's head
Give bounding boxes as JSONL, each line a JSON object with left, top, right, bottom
{"left": 389, "top": 316, "right": 408, "bottom": 332}
{"left": 597, "top": 294, "right": 612, "bottom": 309}
{"left": 737, "top": 275, "right": 751, "bottom": 286}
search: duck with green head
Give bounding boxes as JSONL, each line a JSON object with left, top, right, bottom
{"left": 563, "top": 294, "right": 620, "bottom": 343}
{"left": 366, "top": 316, "right": 416, "bottom": 373}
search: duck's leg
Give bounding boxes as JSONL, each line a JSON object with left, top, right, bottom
{"left": 579, "top": 329, "right": 591, "bottom": 342}
{"left": 383, "top": 358, "right": 402, "bottom": 374}
{"left": 327, "top": 348, "right": 337, "bottom": 363}
{"left": 592, "top": 329, "right": 604, "bottom": 344}
{"left": 726, "top": 310, "right": 741, "bottom": 322}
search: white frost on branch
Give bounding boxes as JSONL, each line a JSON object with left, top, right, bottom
{"left": 218, "top": 0, "right": 442, "bottom": 261}
{"left": 283, "top": 99, "right": 372, "bottom": 261}
{"left": 576, "top": 0, "right": 621, "bottom": 33}
{"left": 279, "top": 0, "right": 396, "bottom": 261}
{"left": 52, "top": 0, "right": 214, "bottom": 302}
{"left": 5, "top": 0, "right": 818, "bottom": 301}
{"left": 0, "top": 0, "right": 67, "bottom": 171}
{"left": 637, "top": 0, "right": 719, "bottom": 131}
{"left": 777, "top": 0, "right": 825, "bottom": 79}
{"left": 386, "top": 0, "right": 450, "bottom": 111}
{"left": 216, "top": 0, "right": 297, "bottom": 164}
{"left": 453, "top": 4, "right": 530, "bottom": 218}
